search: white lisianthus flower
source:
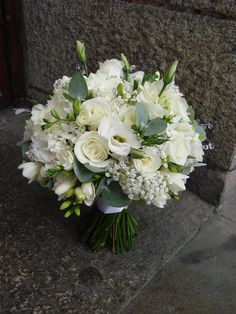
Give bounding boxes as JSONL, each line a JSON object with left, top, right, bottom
{"left": 133, "top": 149, "right": 161, "bottom": 174}
{"left": 175, "top": 122, "right": 194, "bottom": 137}
{"left": 119, "top": 105, "right": 136, "bottom": 128}
{"left": 162, "top": 171, "right": 189, "bottom": 194}
{"left": 81, "top": 182, "right": 96, "bottom": 206}
{"left": 166, "top": 135, "right": 191, "bottom": 166}
{"left": 18, "top": 162, "right": 42, "bottom": 183}
{"left": 98, "top": 116, "right": 140, "bottom": 157}
{"left": 99, "top": 59, "right": 123, "bottom": 78}
{"left": 53, "top": 173, "right": 76, "bottom": 198}
{"left": 77, "top": 97, "right": 112, "bottom": 130}
{"left": 152, "top": 192, "right": 170, "bottom": 208}
{"left": 137, "top": 80, "right": 162, "bottom": 105}
{"left": 74, "top": 131, "right": 110, "bottom": 167}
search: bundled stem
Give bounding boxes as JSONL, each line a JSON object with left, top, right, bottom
{"left": 82, "top": 207, "right": 138, "bottom": 253}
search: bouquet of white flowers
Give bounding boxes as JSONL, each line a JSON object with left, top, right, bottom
{"left": 18, "top": 41, "right": 206, "bottom": 253}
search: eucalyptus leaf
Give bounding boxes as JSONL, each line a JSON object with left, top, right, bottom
{"left": 68, "top": 72, "right": 88, "bottom": 100}
{"left": 101, "top": 181, "right": 130, "bottom": 207}
{"left": 96, "top": 177, "right": 108, "bottom": 197}
{"left": 135, "top": 103, "right": 149, "bottom": 127}
{"left": 73, "top": 158, "right": 93, "bottom": 183}
{"left": 143, "top": 118, "right": 167, "bottom": 136}
{"left": 17, "top": 141, "right": 31, "bottom": 158}
{"left": 194, "top": 122, "right": 206, "bottom": 142}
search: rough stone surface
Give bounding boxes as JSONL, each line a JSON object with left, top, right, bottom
{"left": 123, "top": 0, "right": 236, "bottom": 18}
{"left": 0, "top": 109, "right": 213, "bottom": 313}
{"left": 123, "top": 214, "right": 236, "bottom": 314}
{"left": 217, "top": 168, "right": 236, "bottom": 222}
{"left": 21, "top": 0, "right": 236, "bottom": 172}
{"left": 187, "top": 166, "right": 226, "bottom": 205}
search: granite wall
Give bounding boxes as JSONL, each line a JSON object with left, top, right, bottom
{"left": 20, "top": 0, "right": 236, "bottom": 205}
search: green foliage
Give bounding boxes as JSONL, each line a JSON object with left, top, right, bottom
{"left": 121, "top": 53, "right": 131, "bottom": 81}
{"left": 187, "top": 106, "right": 195, "bottom": 124}
{"left": 73, "top": 158, "right": 93, "bottom": 183}
{"left": 50, "top": 109, "right": 60, "bottom": 120}
{"left": 40, "top": 178, "right": 53, "bottom": 190}
{"left": 143, "top": 117, "right": 167, "bottom": 136}
{"left": 130, "top": 148, "right": 146, "bottom": 159}
{"left": 142, "top": 72, "right": 159, "bottom": 84}
{"left": 142, "top": 136, "right": 168, "bottom": 146}
{"left": 68, "top": 72, "right": 88, "bottom": 100}
{"left": 45, "top": 166, "right": 62, "bottom": 178}
{"left": 135, "top": 103, "right": 149, "bottom": 127}
{"left": 194, "top": 121, "right": 206, "bottom": 141}
{"left": 17, "top": 140, "right": 31, "bottom": 159}
{"left": 101, "top": 181, "right": 130, "bottom": 207}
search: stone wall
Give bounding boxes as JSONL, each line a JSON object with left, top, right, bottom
{"left": 20, "top": 0, "right": 236, "bottom": 205}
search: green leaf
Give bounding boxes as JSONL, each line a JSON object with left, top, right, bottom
{"left": 83, "top": 163, "right": 107, "bottom": 173}
{"left": 135, "top": 103, "right": 149, "bottom": 127}
{"left": 194, "top": 122, "right": 206, "bottom": 142}
{"left": 17, "top": 140, "right": 31, "bottom": 158}
{"left": 143, "top": 118, "right": 167, "bottom": 136}
{"left": 40, "top": 178, "right": 53, "bottom": 190}
{"left": 63, "top": 92, "right": 76, "bottom": 103}
{"left": 142, "top": 73, "right": 159, "bottom": 84}
{"left": 96, "top": 177, "right": 108, "bottom": 196}
{"left": 42, "top": 122, "right": 56, "bottom": 130}
{"left": 133, "top": 79, "right": 139, "bottom": 90}
{"left": 68, "top": 72, "right": 88, "bottom": 100}
{"left": 187, "top": 106, "right": 195, "bottom": 124}
{"left": 73, "top": 158, "right": 93, "bottom": 183}
{"left": 142, "top": 136, "right": 167, "bottom": 146}
{"left": 50, "top": 109, "right": 60, "bottom": 120}
{"left": 101, "top": 181, "right": 130, "bottom": 207}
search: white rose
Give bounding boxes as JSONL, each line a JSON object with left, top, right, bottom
{"left": 133, "top": 149, "right": 161, "bottom": 174}
{"left": 99, "top": 59, "right": 123, "bottom": 78}
{"left": 74, "top": 131, "right": 110, "bottom": 167}
{"left": 119, "top": 105, "right": 136, "bottom": 128}
{"left": 166, "top": 135, "right": 190, "bottom": 166}
{"left": 53, "top": 172, "right": 76, "bottom": 198}
{"left": 98, "top": 116, "right": 140, "bottom": 156}
{"left": 81, "top": 182, "right": 96, "bottom": 206}
{"left": 18, "top": 162, "right": 42, "bottom": 183}
{"left": 152, "top": 192, "right": 170, "bottom": 208}
{"left": 162, "top": 171, "right": 189, "bottom": 194}
{"left": 76, "top": 97, "right": 112, "bottom": 130}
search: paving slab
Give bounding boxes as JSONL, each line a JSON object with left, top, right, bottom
{"left": 0, "top": 108, "right": 213, "bottom": 313}
{"left": 123, "top": 214, "right": 236, "bottom": 314}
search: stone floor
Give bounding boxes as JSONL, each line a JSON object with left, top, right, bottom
{"left": 0, "top": 108, "right": 235, "bottom": 313}
{"left": 123, "top": 213, "right": 236, "bottom": 314}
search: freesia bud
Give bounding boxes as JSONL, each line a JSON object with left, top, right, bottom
{"left": 60, "top": 200, "right": 72, "bottom": 210}
{"left": 121, "top": 53, "right": 131, "bottom": 72}
{"left": 73, "top": 99, "right": 81, "bottom": 115}
{"left": 130, "top": 148, "right": 146, "bottom": 159}
{"left": 76, "top": 40, "right": 86, "bottom": 64}
{"left": 163, "top": 60, "right": 178, "bottom": 85}
{"left": 74, "top": 187, "right": 86, "bottom": 202}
